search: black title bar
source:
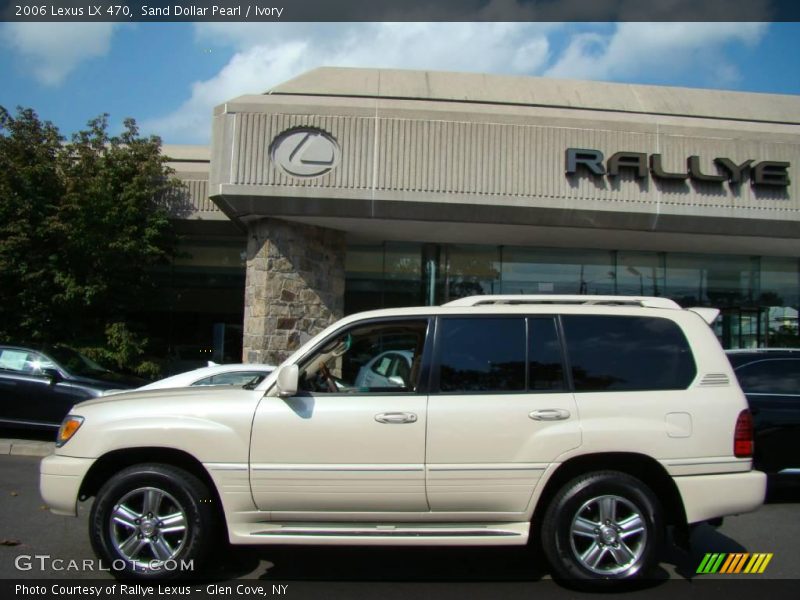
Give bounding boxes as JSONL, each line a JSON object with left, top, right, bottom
{"left": 2, "top": 0, "right": 800, "bottom": 22}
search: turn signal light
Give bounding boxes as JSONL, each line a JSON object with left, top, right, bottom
{"left": 56, "top": 416, "right": 84, "bottom": 448}
{"left": 734, "top": 410, "right": 754, "bottom": 458}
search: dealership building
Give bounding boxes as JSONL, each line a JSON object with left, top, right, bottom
{"left": 160, "top": 67, "right": 800, "bottom": 365}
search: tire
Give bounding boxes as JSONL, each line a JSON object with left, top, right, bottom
{"left": 89, "top": 463, "right": 218, "bottom": 580}
{"left": 541, "top": 471, "right": 663, "bottom": 587}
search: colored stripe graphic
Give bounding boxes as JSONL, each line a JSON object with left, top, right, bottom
{"left": 696, "top": 553, "right": 773, "bottom": 574}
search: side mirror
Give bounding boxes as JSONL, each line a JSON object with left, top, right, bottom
{"left": 276, "top": 364, "right": 299, "bottom": 398}
{"left": 388, "top": 376, "right": 406, "bottom": 388}
{"left": 42, "top": 368, "right": 62, "bottom": 385}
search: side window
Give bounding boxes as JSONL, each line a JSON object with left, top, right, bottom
{"left": 24, "top": 352, "right": 46, "bottom": 374}
{"left": 298, "top": 320, "right": 427, "bottom": 394}
{"left": 0, "top": 350, "right": 50, "bottom": 375}
{"left": 0, "top": 349, "right": 31, "bottom": 373}
{"left": 562, "top": 315, "right": 696, "bottom": 392}
{"left": 736, "top": 359, "right": 800, "bottom": 394}
{"left": 529, "top": 318, "right": 566, "bottom": 391}
{"left": 438, "top": 318, "right": 526, "bottom": 393}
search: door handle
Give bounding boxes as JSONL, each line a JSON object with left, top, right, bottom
{"left": 375, "top": 412, "right": 418, "bottom": 424}
{"left": 529, "top": 409, "right": 571, "bottom": 421}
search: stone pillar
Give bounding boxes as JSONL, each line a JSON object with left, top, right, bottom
{"left": 243, "top": 218, "right": 346, "bottom": 365}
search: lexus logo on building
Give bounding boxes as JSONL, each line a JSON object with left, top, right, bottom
{"left": 270, "top": 127, "right": 340, "bottom": 177}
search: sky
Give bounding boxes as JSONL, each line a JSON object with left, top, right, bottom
{"left": 1, "top": 21, "right": 799, "bottom": 146}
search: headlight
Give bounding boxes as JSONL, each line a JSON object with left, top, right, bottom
{"left": 56, "top": 416, "right": 84, "bottom": 447}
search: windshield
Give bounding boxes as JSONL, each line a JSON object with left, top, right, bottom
{"left": 45, "top": 346, "right": 110, "bottom": 377}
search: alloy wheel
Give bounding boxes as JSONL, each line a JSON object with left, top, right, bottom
{"left": 109, "top": 486, "right": 188, "bottom": 569}
{"left": 568, "top": 494, "right": 648, "bottom": 576}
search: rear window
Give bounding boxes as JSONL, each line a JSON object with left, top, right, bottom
{"left": 561, "top": 315, "right": 696, "bottom": 392}
{"left": 438, "top": 317, "right": 526, "bottom": 393}
{"left": 436, "top": 316, "right": 566, "bottom": 393}
{"left": 735, "top": 359, "right": 800, "bottom": 394}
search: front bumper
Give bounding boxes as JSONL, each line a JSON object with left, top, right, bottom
{"left": 40, "top": 454, "right": 95, "bottom": 516}
{"left": 675, "top": 470, "right": 767, "bottom": 524}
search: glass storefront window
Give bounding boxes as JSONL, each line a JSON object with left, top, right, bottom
{"left": 761, "top": 257, "right": 800, "bottom": 347}
{"left": 665, "top": 253, "right": 759, "bottom": 348}
{"left": 344, "top": 244, "right": 798, "bottom": 348}
{"left": 344, "top": 245, "right": 385, "bottom": 314}
{"left": 173, "top": 241, "right": 246, "bottom": 268}
{"left": 665, "top": 254, "right": 756, "bottom": 308}
{"left": 345, "top": 243, "right": 426, "bottom": 313}
{"left": 143, "top": 236, "right": 248, "bottom": 371}
{"left": 501, "top": 248, "right": 615, "bottom": 295}
{"left": 384, "top": 243, "right": 424, "bottom": 308}
{"left": 617, "top": 252, "right": 665, "bottom": 296}
{"left": 443, "top": 245, "right": 501, "bottom": 302}
{"left": 760, "top": 257, "right": 799, "bottom": 307}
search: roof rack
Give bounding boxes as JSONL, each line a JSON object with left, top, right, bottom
{"left": 442, "top": 295, "right": 682, "bottom": 309}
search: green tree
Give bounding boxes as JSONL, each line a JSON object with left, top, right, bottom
{"left": 0, "top": 107, "right": 182, "bottom": 373}
{"left": 0, "top": 107, "right": 64, "bottom": 340}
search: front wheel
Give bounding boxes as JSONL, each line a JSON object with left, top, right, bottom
{"left": 541, "top": 471, "right": 663, "bottom": 587}
{"left": 89, "top": 463, "right": 217, "bottom": 580}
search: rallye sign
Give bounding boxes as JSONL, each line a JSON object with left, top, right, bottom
{"left": 566, "top": 148, "right": 790, "bottom": 187}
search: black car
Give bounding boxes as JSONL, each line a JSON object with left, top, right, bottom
{"left": 727, "top": 349, "right": 800, "bottom": 475}
{"left": 0, "top": 344, "right": 144, "bottom": 429}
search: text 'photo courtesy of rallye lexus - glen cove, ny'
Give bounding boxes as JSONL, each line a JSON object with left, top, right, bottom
{"left": 40, "top": 295, "right": 767, "bottom": 588}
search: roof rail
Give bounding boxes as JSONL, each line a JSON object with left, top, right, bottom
{"left": 442, "top": 295, "right": 682, "bottom": 309}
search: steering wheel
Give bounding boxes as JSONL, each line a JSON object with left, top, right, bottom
{"left": 318, "top": 364, "right": 338, "bottom": 393}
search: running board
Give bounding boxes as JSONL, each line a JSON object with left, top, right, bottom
{"left": 239, "top": 522, "right": 530, "bottom": 546}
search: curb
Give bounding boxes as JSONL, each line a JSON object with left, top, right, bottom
{"left": 0, "top": 439, "right": 55, "bottom": 458}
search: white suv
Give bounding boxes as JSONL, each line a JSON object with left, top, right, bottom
{"left": 40, "top": 296, "right": 765, "bottom": 586}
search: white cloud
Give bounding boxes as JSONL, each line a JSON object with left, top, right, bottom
{"left": 0, "top": 22, "right": 118, "bottom": 86}
{"left": 144, "top": 21, "right": 771, "bottom": 144}
{"left": 545, "top": 22, "right": 768, "bottom": 86}
{"left": 143, "top": 40, "right": 312, "bottom": 143}
{"left": 143, "top": 23, "right": 556, "bottom": 143}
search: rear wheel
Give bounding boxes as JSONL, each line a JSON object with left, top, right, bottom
{"left": 89, "top": 463, "right": 217, "bottom": 580}
{"left": 541, "top": 471, "right": 662, "bottom": 587}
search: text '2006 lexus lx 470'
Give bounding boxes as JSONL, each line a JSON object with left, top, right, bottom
{"left": 40, "top": 295, "right": 766, "bottom": 588}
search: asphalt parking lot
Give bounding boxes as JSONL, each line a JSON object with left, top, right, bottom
{"left": 1, "top": 433, "right": 799, "bottom": 600}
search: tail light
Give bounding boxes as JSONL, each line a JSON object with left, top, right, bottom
{"left": 734, "top": 409, "right": 754, "bottom": 458}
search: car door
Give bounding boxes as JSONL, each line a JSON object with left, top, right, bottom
{"left": 0, "top": 348, "right": 32, "bottom": 424}
{"left": 425, "top": 316, "right": 581, "bottom": 514}
{"left": 734, "top": 358, "right": 800, "bottom": 473}
{"left": 250, "top": 318, "right": 431, "bottom": 514}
